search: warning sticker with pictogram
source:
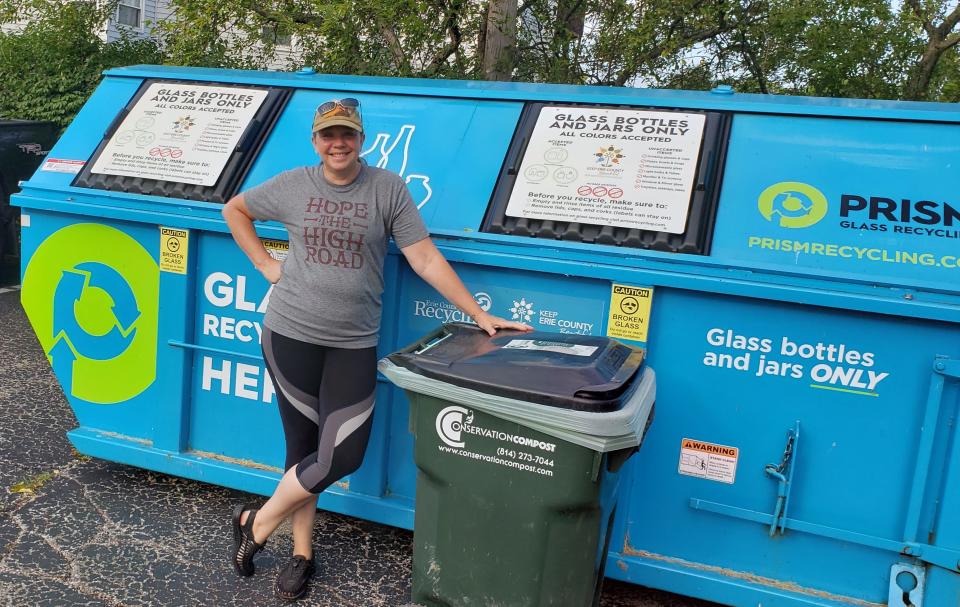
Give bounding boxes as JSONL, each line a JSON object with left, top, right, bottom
{"left": 678, "top": 438, "right": 739, "bottom": 484}
{"left": 159, "top": 227, "right": 188, "bottom": 274}
{"left": 606, "top": 284, "right": 653, "bottom": 343}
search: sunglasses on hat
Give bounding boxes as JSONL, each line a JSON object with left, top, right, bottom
{"left": 317, "top": 98, "right": 360, "bottom": 117}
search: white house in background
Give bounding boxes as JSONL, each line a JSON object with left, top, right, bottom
{"left": 107, "top": 0, "right": 168, "bottom": 42}
{"left": 0, "top": 0, "right": 168, "bottom": 41}
{"left": 1, "top": 1, "right": 298, "bottom": 70}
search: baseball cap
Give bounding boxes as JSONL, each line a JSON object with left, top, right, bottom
{"left": 312, "top": 98, "right": 363, "bottom": 133}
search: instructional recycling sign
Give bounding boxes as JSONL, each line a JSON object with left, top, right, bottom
{"left": 507, "top": 107, "right": 706, "bottom": 233}
{"left": 91, "top": 83, "right": 267, "bottom": 186}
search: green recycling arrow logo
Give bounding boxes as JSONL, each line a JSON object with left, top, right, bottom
{"left": 758, "top": 182, "right": 828, "bottom": 229}
{"left": 21, "top": 224, "right": 159, "bottom": 404}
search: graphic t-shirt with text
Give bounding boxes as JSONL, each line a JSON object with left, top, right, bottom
{"left": 244, "top": 163, "right": 428, "bottom": 347}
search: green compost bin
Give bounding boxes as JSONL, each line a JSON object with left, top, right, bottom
{"left": 379, "top": 323, "right": 656, "bottom": 607}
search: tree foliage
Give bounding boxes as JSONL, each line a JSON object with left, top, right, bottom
{"left": 155, "top": 0, "right": 762, "bottom": 84}
{"left": 154, "top": 0, "right": 960, "bottom": 101}
{"left": 0, "top": 1, "right": 161, "bottom": 128}
{"left": 0, "top": 0, "right": 958, "bottom": 131}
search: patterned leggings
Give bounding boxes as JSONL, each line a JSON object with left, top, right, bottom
{"left": 261, "top": 327, "right": 377, "bottom": 494}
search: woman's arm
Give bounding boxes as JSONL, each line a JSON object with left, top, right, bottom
{"left": 222, "top": 194, "right": 282, "bottom": 284}
{"left": 401, "top": 237, "right": 532, "bottom": 335}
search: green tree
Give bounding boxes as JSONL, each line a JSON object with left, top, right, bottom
{"left": 157, "top": 0, "right": 485, "bottom": 77}
{"left": 0, "top": 1, "right": 161, "bottom": 128}
{"left": 4, "top": 0, "right": 959, "bottom": 111}
{"left": 579, "top": 0, "right": 763, "bottom": 87}
{"left": 682, "top": 0, "right": 960, "bottom": 101}
{"left": 156, "top": 0, "right": 753, "bottom": 84}
{"left": 159, "top": 0, "right": 958, "bottom": 100}
{"left": 902, "top": 0, "right": 960, "bottom": 99}
{"left": 702, "top": 0, "right": 913, "bottom": 98}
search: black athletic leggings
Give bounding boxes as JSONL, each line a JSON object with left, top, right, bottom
{"left": 261, "top": 327, "right": 377, "bottom": 494}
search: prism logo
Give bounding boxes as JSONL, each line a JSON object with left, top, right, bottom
{"left": 758, "top": 182, "right": 828, "bottom": 229}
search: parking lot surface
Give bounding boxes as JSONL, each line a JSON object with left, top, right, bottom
{"left": 0, "top": 288, "right": 720, "bottom": 607}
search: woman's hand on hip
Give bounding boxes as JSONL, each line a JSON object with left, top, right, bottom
{"left": 257, "top": 257, "right": 283, "bottom": 284}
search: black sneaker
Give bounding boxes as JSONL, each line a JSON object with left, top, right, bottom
{"left": 231, "top": 503, "right": 265, "bottom": 577}
{"left": 275, "top": 555, "right": 316, "bottom": 601}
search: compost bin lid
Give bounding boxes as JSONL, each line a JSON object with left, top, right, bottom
{"left": 388, "top": 323, "right": 645, "bottom": 412}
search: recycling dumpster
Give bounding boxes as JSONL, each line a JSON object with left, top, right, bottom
{"left": 379, "top": 323, "right": 655, "bottom": 607}
{"left": 0, "top": 120, "right": 57, "bottom": 284}
{"left": 12, "top": 64, "right": 960, "bottom": 607}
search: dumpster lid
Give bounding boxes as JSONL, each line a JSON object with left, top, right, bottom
{"left": 388, "top": 323, "right": 644, "bottom": 412}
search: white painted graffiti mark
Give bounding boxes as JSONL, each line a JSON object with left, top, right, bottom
{"left": 405, "top": 174, "right": 433, "bottom": 209}
{"left": 360, "top": 124, "right": 433, "bottom": 210}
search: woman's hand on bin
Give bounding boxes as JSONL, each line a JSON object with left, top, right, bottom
{"left": 399, "top": 237, "right": 533, "bottom": 335}
{"left": 257, "top": 257, "right": 283, "bottom": 284}
{"left": 472, "top": 310, "right": 533, "bottom": 336}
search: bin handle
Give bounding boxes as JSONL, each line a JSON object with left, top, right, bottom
{"left": 573, "top": 350, "right": 645, "bottom": 400}
{"left": 386, "top": 325, "right": 453, "bottom": 371}
{"left": 415, "top": 331, "right": 454, "bottom": 355}
{"left": 696, "top": 149, "right": 714, "bottom": 191}
{"left": 103, "top": 109, "right": 129, "bottom": 139}
{"left": 763, "top": 421, "right": 799, "bottom": 537}
{"left": 390, "top": 325, "right": 451, "bottom": 359}
{"left": 234, "top": 119, "right": 261, "bottom": 153}
{"left": 506, "top": 136, "right": 530, "bottom": 175}
{"left": 389, "top": 323, "right": 486, "bottom": 360}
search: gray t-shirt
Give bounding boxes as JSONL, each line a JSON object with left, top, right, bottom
{"left": 244, "top": 163, "right": 429, "bottom": 347}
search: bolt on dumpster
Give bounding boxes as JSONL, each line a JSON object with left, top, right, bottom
{"left": 12, "top": 65, "right": 960, "bottom": 607}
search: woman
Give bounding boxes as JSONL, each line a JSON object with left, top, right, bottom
{"left": 222, "top": 97, "right": 531, "bottom": 601}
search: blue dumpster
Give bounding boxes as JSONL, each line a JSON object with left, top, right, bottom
{"left": 14, "top": 64, "right": 960, "bottom": 607}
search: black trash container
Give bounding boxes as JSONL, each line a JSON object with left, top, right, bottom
{"left": 0, "top": 120, "right": 57, "bottom": 285}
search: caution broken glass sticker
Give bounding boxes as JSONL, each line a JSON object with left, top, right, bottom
{"left": 159, "top": 227, "right": 188, "bottom": 274}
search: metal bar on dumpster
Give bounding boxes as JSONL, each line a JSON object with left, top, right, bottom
{"left": 690, "top": 498, "right": 905, "bottom": 552}
{"left": 780, "top": 421, "right": 800, "bottom": 536}
{"left": 154, "top": 229, "right": 198, "bottom": 453}
{"left": 763, "top": 422, "right": 799, "bottom": 536}
{"left": 167, "top": 339, "right": 263, "bottom": 362}
{"left": 903, "top": 357, "right": 950, "bottom": 544}
{"left": 691, "top": 498, "right": 960, "bottom": 572}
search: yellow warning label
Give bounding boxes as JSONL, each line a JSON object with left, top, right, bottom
{"left": 159, "top": 227, "right": 188, "bottom": 274}
{"left": 261, "top": 238, "right": 289, "bottom": 262}
{"left": 606, "top": 284, "right": 654, "bottom": 342}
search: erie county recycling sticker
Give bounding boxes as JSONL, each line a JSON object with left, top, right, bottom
{"left": 21, "top": 223, "right": 159, "bottom": 404}
{"left": 607, "top": 284, "right": 654, "bottom": 343}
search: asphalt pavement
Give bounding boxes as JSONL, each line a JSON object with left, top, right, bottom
{"left": 0, "top": 286, "right": 721, "bottom": 607}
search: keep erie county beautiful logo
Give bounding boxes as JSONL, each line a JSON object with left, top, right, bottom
{"left": 758, "top": 180, "right": 960, "bottom": 239}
